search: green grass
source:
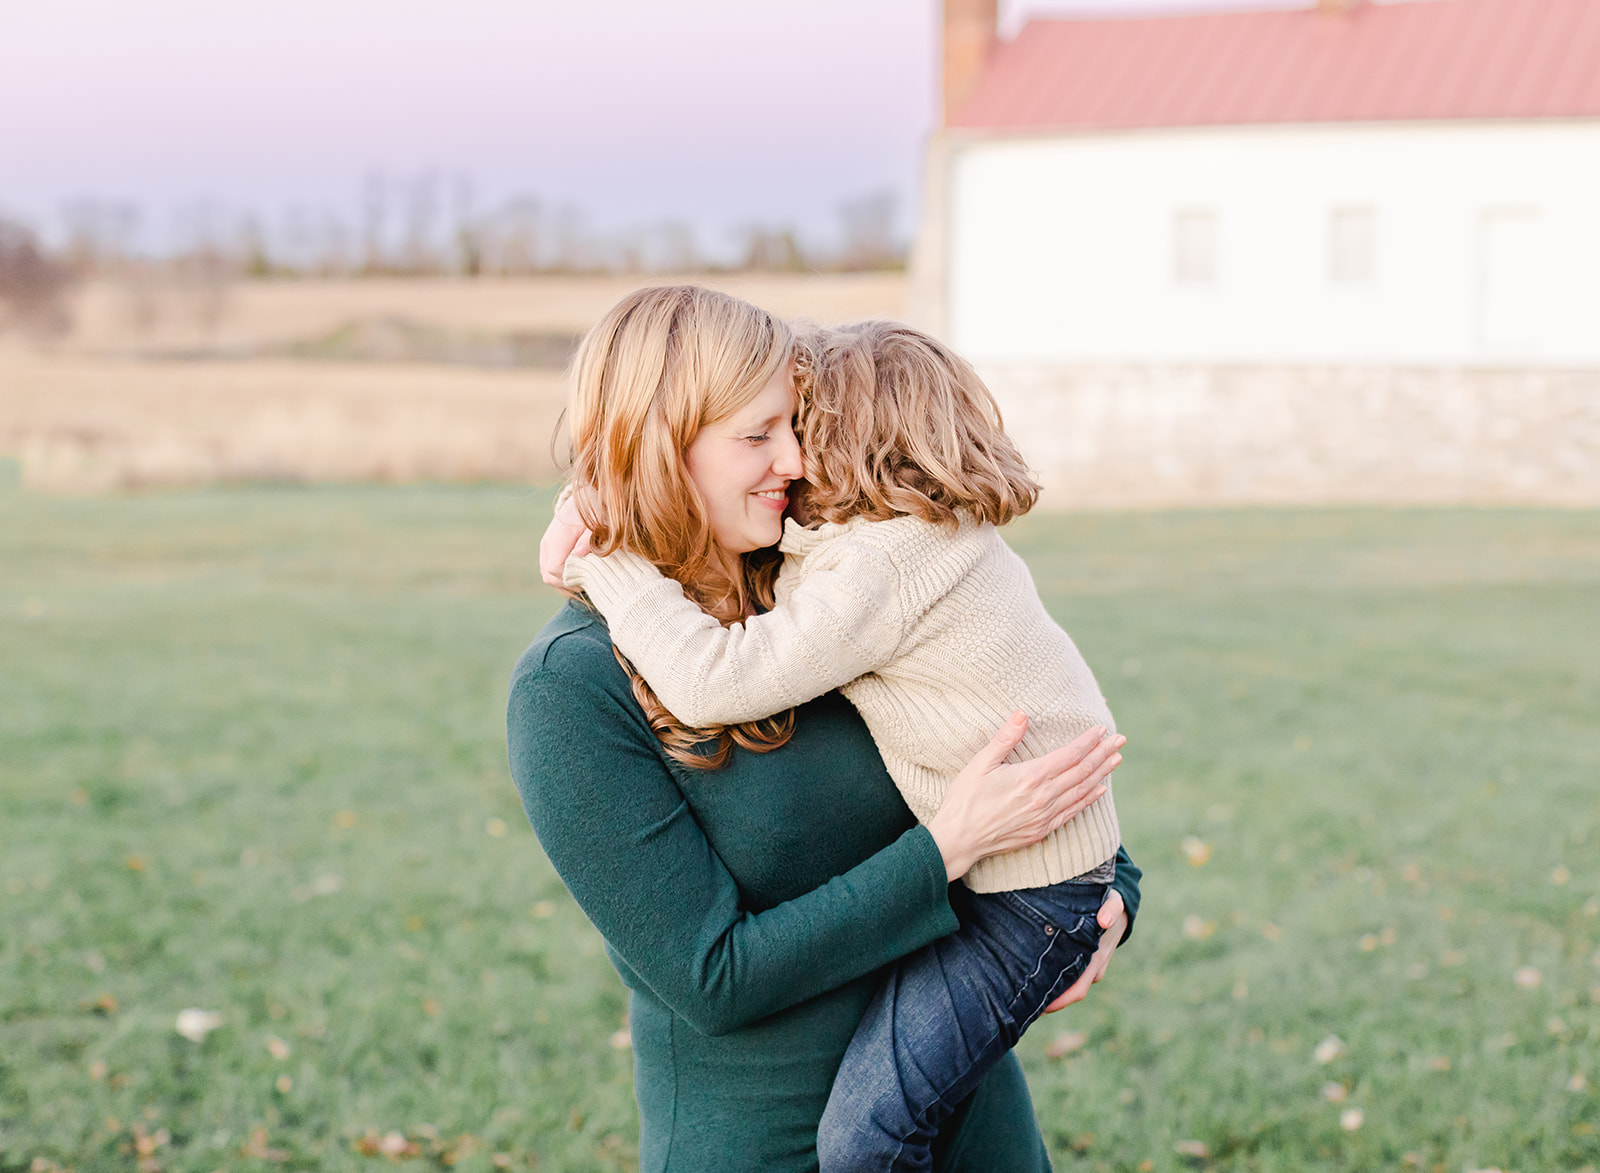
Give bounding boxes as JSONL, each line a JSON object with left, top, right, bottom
{"left": 2, "top": 483, "right": 1597, "bottom": 1173}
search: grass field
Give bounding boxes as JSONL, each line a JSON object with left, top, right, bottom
{"left": 2, "top": 480, "right": 1597, "bottom": 1173}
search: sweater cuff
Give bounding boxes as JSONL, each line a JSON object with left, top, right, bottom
{"left": 563, "top": 548, "right": 663, "bottom": 601}
{"left": 904, "top": 824, "right": 959, "bottom": 917}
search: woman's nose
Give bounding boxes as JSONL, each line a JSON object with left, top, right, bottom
{"left": 772, "top": 426, "right": 804, "bottom": 478}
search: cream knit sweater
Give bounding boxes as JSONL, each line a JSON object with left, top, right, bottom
{"left": 564, "top": 514, "right": 1120, "bottom": 893}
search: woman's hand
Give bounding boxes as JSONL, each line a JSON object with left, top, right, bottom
{"left": 1043, "top": 888, "right": 1127, "bottom": 1013}
{"left": 539, "top": 488, "right": 593, "bottom": 588}
{"left": 926, "top": 714, "right": 1124, "bottom": 883}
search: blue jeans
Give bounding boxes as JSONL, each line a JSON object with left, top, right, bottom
{"left": 817, "top": 878, "right": 1108, "bottom": 1173}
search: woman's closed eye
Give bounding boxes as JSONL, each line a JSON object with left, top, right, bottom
{"left": 743, "top": 432, "right": 771, "bottom": 445}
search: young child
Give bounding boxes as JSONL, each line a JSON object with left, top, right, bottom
{"left": 558, "top": 321, "right": 1130, "bottom": 1172}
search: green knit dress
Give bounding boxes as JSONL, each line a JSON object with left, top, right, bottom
{"left": 507, "top": 601, "right": 1142, "bottom": 1172}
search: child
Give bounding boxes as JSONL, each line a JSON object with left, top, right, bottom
{"left": 557, "top": 321, "right": 1130, "bottom": 1172}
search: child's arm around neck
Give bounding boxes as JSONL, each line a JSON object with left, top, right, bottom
{"left": 564, "top": 519, "right": 922, "bottom": 728}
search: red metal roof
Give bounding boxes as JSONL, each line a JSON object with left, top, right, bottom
{"left": 950, "top": 0, "right": 1600, "bottom": 133}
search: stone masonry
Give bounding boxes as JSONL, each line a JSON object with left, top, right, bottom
{"left": 982, "top": 364, "right": 1600, "bottom": 508}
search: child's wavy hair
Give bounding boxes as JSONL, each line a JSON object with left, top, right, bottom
{"left": 561, "top": 284, "right": 797, "bottom": 769}
{"left": 794, "top": 320, "right": 1040, "bottom": 527}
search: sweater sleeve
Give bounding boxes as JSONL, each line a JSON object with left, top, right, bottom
{"left": 506, "top": 655, "right": 959, "bottom": 1038}
{"left": 1111, "top": 844, "right": 1142, "bottom": 945}
{"left": 562, "top": 540, "right": 906, "bottom": 727}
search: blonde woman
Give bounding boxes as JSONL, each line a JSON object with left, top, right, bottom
{"left": 552, "top": 319, "right": 1136, "bottom": 1171}
{"left": 508, "top": 286, "right": 1139, "bottom": 1172}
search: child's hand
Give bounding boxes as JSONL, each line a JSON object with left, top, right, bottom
{"left": 539, "top": 488, "right": 594, "bottom": 588}
{"left": 1042, "top": 889, "right": 1128, "bottom": 1013}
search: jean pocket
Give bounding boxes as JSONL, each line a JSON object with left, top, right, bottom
{"left": 1005, "top": 880, "right": 1109, "bottom": 938}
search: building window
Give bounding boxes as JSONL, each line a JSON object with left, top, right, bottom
{"left": 1328, "top": 206, "right": 1377, "bottom": 286}
{"left": 1172, "top": 208, "right": 1218, "bottom": 287}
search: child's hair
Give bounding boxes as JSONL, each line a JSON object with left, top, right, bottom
{"left": 562, "top": 284, "right": 797, "bottom": 769}
{"left": 794, "top": 320, "right": 1040, "bottom": 527}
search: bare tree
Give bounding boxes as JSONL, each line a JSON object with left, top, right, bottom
{"left": 403, "top": 172, "right": 439, "bottom": 273}
{"left": 741, "top": 225, "right": 805, "bottom": 272}
{"left": 0, "top": 219, "right": 76, "bottom": 335}
{"left": 362, "top": 171, "right": 387, "bottom": 273}
{"left": 60, "top": 199, "right": 140, "bottom": 274}
{"left": 839, "top": 190, "right": 902, "bottom": 270}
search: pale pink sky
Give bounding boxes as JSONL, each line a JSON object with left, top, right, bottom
{"left": 3, "top": 0, "right": 1308, "bottom": 253}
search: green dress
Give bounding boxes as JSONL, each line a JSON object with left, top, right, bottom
{"left": 507, "top": 601, "right": 1142, "bottom": 1172}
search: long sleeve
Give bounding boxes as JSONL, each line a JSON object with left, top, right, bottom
{"left": 1110, "top": 844, "right": 1142, "bottom": 944}
{"left": 506, "top": 651, "right": 959, "bottom": 1038}
{"left": 563, "top": 541, "right": 908, "bottom": 728}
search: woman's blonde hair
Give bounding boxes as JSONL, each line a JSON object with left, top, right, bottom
{"left": 795, "top": 320, "right": 1040, "bottom": 527}
{"left": 562, "top": 284, "right": 797, "bottom": 768}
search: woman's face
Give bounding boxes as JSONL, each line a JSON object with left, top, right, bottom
{"left": 684, "top": 364, "right": 802, "bottom": 554}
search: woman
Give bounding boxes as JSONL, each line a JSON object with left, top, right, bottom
{"left": 507, "top": 285, "right": 1140, "bottom": 1171}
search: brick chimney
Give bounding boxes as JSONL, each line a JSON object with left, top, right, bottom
{"left": 943, "top": 0, "right": 998, "bottom": 126}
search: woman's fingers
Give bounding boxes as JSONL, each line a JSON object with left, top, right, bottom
{"left": 1027, "top": 733, "right": 1123, "bottom": 825}
{"left": 1044, "top": 897, "right": 1128, "bottom": 1013}
{"left": 1028, "top": 728, "right": 1120, "bottom": 787}
{"left": 974, "top": 711, "right": 1030, "bottom": 774}
{"left": 1096, "top": 887, "right": 1126, "bottom": 931}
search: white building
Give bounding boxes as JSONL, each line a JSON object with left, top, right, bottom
{"left": 912, "top": 0, "right": 1600, "bottom": 506}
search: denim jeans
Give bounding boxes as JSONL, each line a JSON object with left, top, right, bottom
{"left": 817, "top": 878, "right": 1108, "bottom": 1173}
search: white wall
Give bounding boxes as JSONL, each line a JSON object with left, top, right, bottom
{"left": 947, "top": 120, "right": 1600, "bottom": 366}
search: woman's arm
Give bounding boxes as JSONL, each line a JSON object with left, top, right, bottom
{"left": 510, "top": 654, "right": 955, "bottom": 1038}
{"left": 564, "top": 539, "right": 907, "bottom": 727}
{"left": 508, "top": 641, "right": 1122, "bottom": 1036}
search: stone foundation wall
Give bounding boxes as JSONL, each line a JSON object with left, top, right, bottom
{"left": 981, "top": 364, "right": 1600, "bottom": 508}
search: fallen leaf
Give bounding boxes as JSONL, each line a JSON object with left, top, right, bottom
{"left": 1314, "top": 1034, "right": 1346, "bottom": 1065}
{"left": 377, "top": 1131, "right": 418, "bottom": 1159}
{"left": 241, "top": 1129, "right": 289, "bottom": 1162}
{"left": 1045, "top": 1031, "right": 1087, "bottom": 1059}
{"left": 1180, "top": 837, "right": 1211, "bottom": 867}
{"left": 267, "top": 1035, "right": 290, "bottom": 1060}
{"left": 1340, "top": 1108, "right": 1364, "bottom": 1131}
{"left": 1174, "top": 1139, "right": 1209, "bottom": 1160}
{"left": 1322, "top": 1082, "right": 1347, "bottom": 1102}
{"left": 1182, "top": 915, "right": 1216, "bottom": 940}
{"left": 1514, "top": 966, "right": 1541, "bottom": 990}
{"left": 174, "top": 1008, "right": 224, "bottom": 1043}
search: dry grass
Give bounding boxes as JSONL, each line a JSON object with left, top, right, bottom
{"left": 0, "top": 273, "right": 905, "bottom": 492}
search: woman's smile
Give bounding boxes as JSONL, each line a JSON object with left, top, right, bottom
{"left": 683, "top": 363, "right": 803, "bottom": 553}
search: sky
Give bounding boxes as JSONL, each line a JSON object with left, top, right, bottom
{"left": 2, "top": 0, "right": 1311, "bottom": 258}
